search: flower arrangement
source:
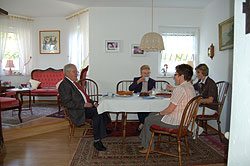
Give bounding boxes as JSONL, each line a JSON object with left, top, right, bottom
{"left": 161, "top": 64, "right": 168, "bottom": 76}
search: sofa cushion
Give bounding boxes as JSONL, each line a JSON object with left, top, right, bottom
{"left": 30, "top": 79, "right": 41, "bottom": 89}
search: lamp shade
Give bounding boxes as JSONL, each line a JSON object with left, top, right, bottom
{"left": 5, "top": 60, "right": 15, "bottom": 68}
{"left": 140, "top": 32, "right": 165, "bottom": 52}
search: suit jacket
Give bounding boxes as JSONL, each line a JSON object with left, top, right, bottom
{"left": 129, "top": 77, "right": 156, "bottom": 93}
{"left": 58, "top": 78, "right": 94, "bottom": 126}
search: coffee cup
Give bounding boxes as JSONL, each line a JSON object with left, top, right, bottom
{"left": 144, "top": 77, "right": 149, "bottom": 82}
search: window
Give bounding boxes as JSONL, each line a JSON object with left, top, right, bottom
{"left": 159, "top": 27, "right": 199, "bottom": 76}
{"left": 2, "top": 32, "right": 20, "bottom": 72}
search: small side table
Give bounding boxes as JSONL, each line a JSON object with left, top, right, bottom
{"left": 0, "top": 85, "right": 15, "bottom": 93}
{"left": 7, "top": 88, "right": 32, "bottom": 112}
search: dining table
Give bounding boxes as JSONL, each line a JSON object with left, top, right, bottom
{"left": 97, "top": 93, "right": 171, "bottom": 146}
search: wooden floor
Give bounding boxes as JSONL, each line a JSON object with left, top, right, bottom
{"left": 0, "top": 115, "right": 227, "bottom": 166}
{"left": 1, "top": 124, "right": 82, "bottom": 166}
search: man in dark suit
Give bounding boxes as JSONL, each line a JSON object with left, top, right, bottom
{"left": 58, "top": 64, "right": 111, "bottom": 151}
{"left": 129, "top": 65, "right": 156, "bottom": 132}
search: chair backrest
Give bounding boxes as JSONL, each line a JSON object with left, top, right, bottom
{"left": 216, "top": 81, "right": 229, "bottom": 115}
{"left": 78, "top": 78, "right": 101, "bottom": 103}
{"left": 178, "top": 95, "right": 201, "bottom": 135}
{"left": 116, "top": 80, "right": 170, "bottom": 93}
{"left": 116, "top": 80, "right": 133, "bottom": 93}
{"left": 155, "top": 80, "right": 169, "bottom": 91}
{"left": 80, "top": 66, "right": 89, "bottom": 80}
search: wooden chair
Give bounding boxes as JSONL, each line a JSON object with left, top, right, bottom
{"left": 116, "top": 80, "right": 133, "bottom": 93}
{"left": 195, "top": 81, "right": 229, "bottom": 141}
{"left": 0, "top": 90, "right": 22, "bottom": 123}
{"left": 155, "top": 80, "right": 169, "bottom": 91}
{"left": 63, "top": 106, "right": 93, "bottom": 144}
{"left": 78, "top": 78, "right": 102, "bottom": 103}
{"left": 115, "top": 80, "right": 133, "bottom": 128}
{"left": 145, "top": 96, "right": 201, "bottom": 166}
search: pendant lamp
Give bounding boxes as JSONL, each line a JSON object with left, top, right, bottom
{"left": 140, "top": 0, "right": 164, "bottom": 52}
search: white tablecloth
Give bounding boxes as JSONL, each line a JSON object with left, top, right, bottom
{"left": 97, "top": 94, "right": 170, "bottom": 114}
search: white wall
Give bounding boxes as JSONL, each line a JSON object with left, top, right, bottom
{"left": 228, "top": 0, "right": 250, "bottom": 165}
{"left": 88, "top": 7, "right": 202, "bottom": 94}
{"left": 200, "top": 0, "right": 234, "bottom": 132}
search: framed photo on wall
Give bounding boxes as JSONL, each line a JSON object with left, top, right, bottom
{"left": 218, "top": 17, "right": 234, "bottom": 51}
{"left": 105, "top": 40, "right": 120, "bottom": 52}
{"left": 131, "top": 44, "right": 144, "bottom": 56}
{"left": 39, "top": 30, "right": 60, "bottom": 54}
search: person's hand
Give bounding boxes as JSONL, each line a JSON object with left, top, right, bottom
{"left": 84, "top": 103, "right": 93, "bottom": 108}
{"left": 148, "top": 90, "right": 152, "bottom": 94}
{"left": 137, "top": 77, "right": 145, "bottom": 84}
{"left": 94, "top": 103, "right": 99, "bottom": 108}
{"left": 167, "top": 84, "right": 174, "bottom": 91}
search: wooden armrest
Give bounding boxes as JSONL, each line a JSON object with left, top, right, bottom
{"left": 202, "top": 102, "right": 222, "bottom": 115}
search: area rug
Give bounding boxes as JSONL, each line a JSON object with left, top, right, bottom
{"left": 1, "top": 103, "right": 58, "bottom": 126}
{"left": 46, "top": 110, "right": 65, "bottom": 118}
{"left": 198, "top": 135, "right": 228, "bottom": 159}
{"left": 70, "top": 136, "right": 225, "bottom": 166}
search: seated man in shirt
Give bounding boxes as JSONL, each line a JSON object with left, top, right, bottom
{"left": 58, "top": 64, "right": 111, "bottom": 151}
{"left": 139, "top": 64, "right": 196, "bottom": 153}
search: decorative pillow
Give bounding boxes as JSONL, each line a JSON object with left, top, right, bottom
{"left": 56, "top": 79, "right": 63, "bottom": 90}
{"left": 29, "top": 79, "right": 41, "bottom": 89}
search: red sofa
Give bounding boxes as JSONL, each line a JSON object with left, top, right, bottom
{"left": 22, "top": 68, "right": 64, "bottom": 103}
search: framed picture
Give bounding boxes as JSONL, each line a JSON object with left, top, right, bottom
{"left": 39, "top": 30, "right": 60, "bottom": 54}
{"left": 131, "top": 44, "right": 144, "bottom": 56}
{"left": 105, "top": 40, "right": 120, "bottom": 52}
{"left": 218, "top": 17, "right": 234, "bottom": 51}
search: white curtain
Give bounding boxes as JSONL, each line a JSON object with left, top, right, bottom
{"left": 0, "top": 16, "right": 33, "bottom": 75}
{"left": 14, "top": 18, "right": 33, "bottom": 75}
{"left": 68, "top": 12, "right": 89, "bottom": 71}
{"left": 0, "top": 16, "right": 9, "bottom": 75}
{"left": 159, "top": 26, "right": 199, "bottom": 74}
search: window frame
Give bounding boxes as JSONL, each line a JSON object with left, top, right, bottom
{"left": 158, "top": 26, "right": 199, "bottom": 76}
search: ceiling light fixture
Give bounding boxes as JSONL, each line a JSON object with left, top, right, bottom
{"left": 140, "top": 0, "right": 164, "bottom": 52}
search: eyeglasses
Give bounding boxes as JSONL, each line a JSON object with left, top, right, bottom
{"left": 70, "top": 70, "right": 79, "bottom": 74}
{"left": 174, "top": 73, "right": 179, "bottom": 77}
{"left": 142, "top": 72, "right": 151, "bottom": 75}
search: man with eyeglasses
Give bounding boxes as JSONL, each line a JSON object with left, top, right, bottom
{"left": 58, "top": 64, "right": 111, "bottom": 151}
{"left": 138, "top": 64, "right": 195, "bottom": 153}
{"left": 129, "top": 65, "right": 156, "bottom": 132}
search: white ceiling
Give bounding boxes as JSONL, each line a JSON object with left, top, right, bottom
{"left": 0, "top": 0, "right": 214, "bottom": 18}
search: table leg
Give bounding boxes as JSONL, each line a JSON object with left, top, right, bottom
{"left": 122, "top": 112, "right": 127, "bottom": 147}
{"left": 28, "top": 90, "right": 32, "bottom": 111}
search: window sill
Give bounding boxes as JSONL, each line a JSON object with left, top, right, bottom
{"left": 1, "top": 74, "right": 24, "bottom": 76}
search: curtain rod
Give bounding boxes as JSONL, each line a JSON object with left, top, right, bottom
{"left": 2, "top": 14, "right": 34, "bottom": 21}
{"left": 66, "top": 9, "right": 88, "bottom": 20}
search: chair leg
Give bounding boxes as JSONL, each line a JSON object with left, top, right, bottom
{"left": 217, "top": 120, "right": 223, "bottom": 142}
{"left": 145, "top": 131, "right": 155, "bottom": 162}
{"left": 68, "top": 126, "right": 72, "bottom": 144}
{"left": 204, "top": 120, "right": 208, "bottom": 134}
{"left": 177, "top": 139, "right": 182, "bottom": 166}
{"left": 57, "top": 100, "right": 61, "bottom": 112}
{"left": 196, "top": 120, "right": 200, "bottom": 142}
{"left": 157, "top": 134, "right": 161, "bottom": 149}
{"left": 184, "top": 135, "right": 190, "bottom": 155}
